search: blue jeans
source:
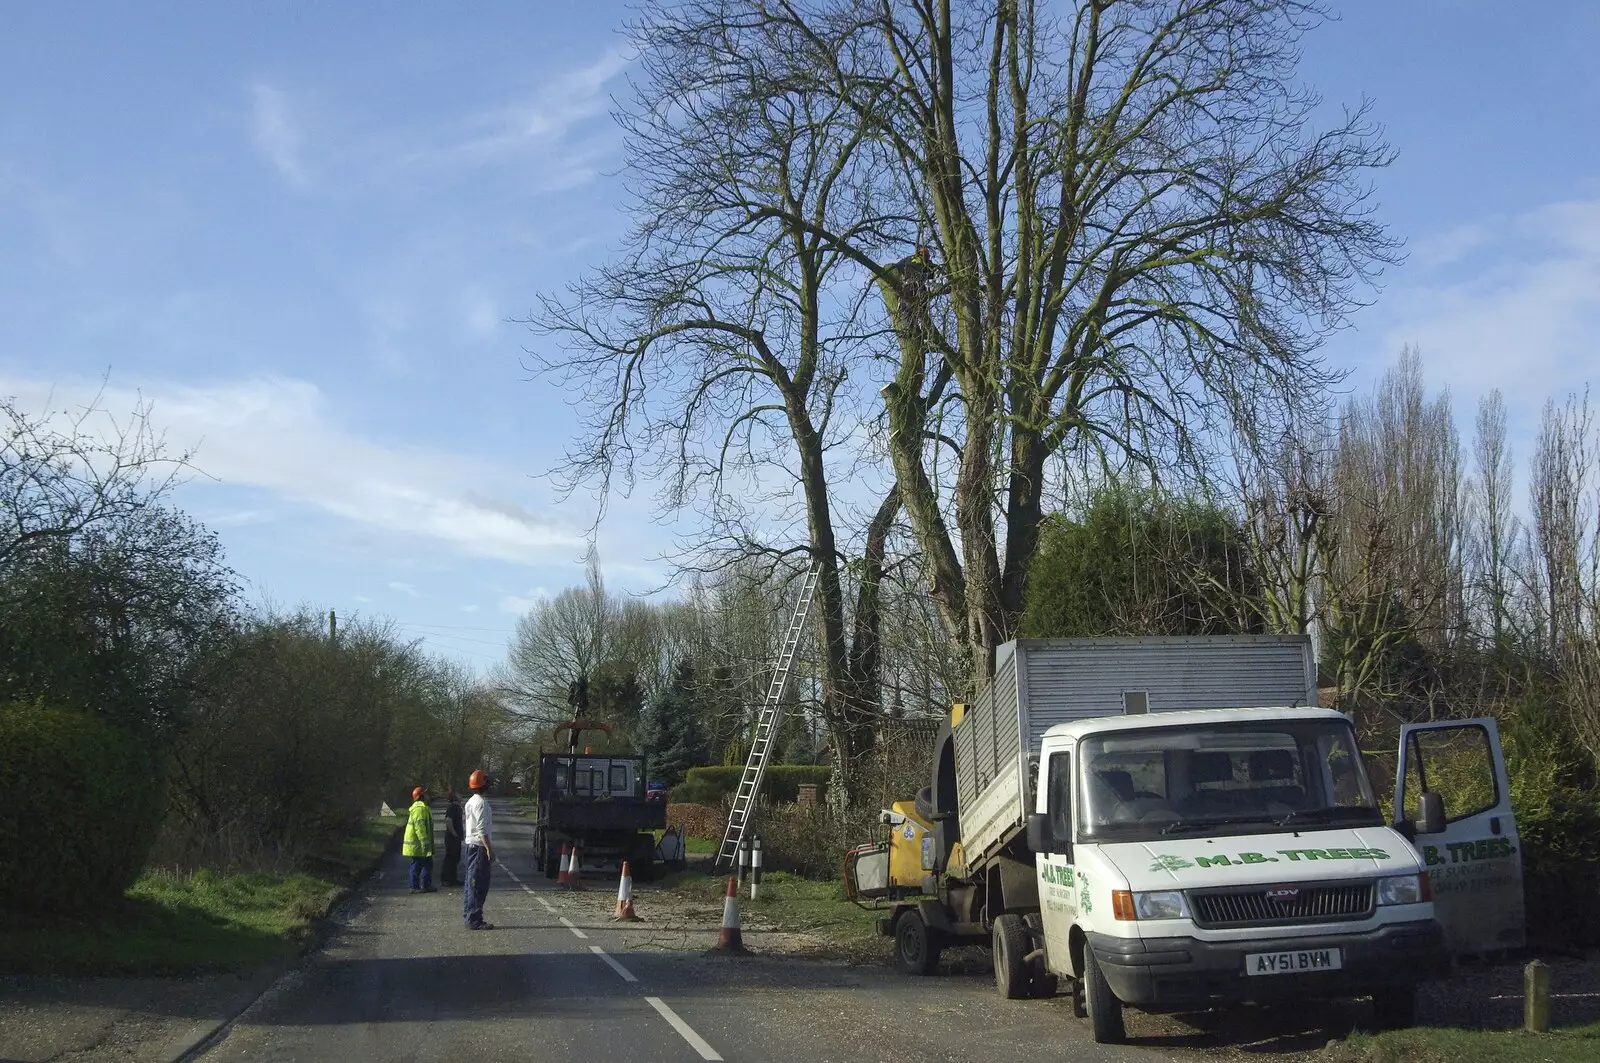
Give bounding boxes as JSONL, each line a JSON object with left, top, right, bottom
{"left": 408, "top": 856, "right": 432, "bottom": 890}
{"left": 463, "top": 845, "right": 491, "bottom": 927}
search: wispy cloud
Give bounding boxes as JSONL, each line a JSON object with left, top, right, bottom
{"left": 388, "top": 580, "right": 422, "bottom": 598}
{"left": 199, "top": 508, "right": 274, "bottom": 528}
{"left": 1373, "top": 197, "right": 1600, "bottom": 420}
{"left": 250, "top": 83, "right": 309, "bottom": 188}
{"left": 2, "top": 374, "right": 584, "bottom": 567}
{"left": 1406, "top": 221, "right": 1492, "bottom": 270}
{"left": 413, "top": 49, "right": 628, "bottom": 172}
{"left": 498, "top": 586, "right": 550, "bottom": 616}
{"left": 244, "top": 51, "right": 628, "bottom": 196}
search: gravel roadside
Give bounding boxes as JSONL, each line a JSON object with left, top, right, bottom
{"left": 566, "top": 865, "right": 1598, "bottom": 1059}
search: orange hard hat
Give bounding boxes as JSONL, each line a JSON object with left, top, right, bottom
{"left": 412, "top": 786, "right": 425, "bottom": 801}
{"left": 468, "top": 769, "right": 488, "bottom": 790}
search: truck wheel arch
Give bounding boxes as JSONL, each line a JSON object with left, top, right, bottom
{"left": 915, "top": 899, "right": 954, "bottom": 934}
{"left": 1069, "top": 925, "right": 1088, "bottom": 980}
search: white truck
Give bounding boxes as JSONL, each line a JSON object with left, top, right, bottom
{"left": 849, "top": 636, "right": 1524, "bottom": 1044}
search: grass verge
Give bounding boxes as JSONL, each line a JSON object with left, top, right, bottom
{"left": 1321, "top": 1022, "right": 1600, "bottom": 1062}
{"left": 653, "top": 867, "right": 882, "bottom": 955}
{"left": 653, "top": 829, "right": 718, "bottom": 855}
{"left": 0, "top": 817, "right": 399, "bottom": 977}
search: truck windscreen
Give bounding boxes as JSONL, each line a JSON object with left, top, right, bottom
{"left": 1077, "top": 720, "right": 1381, "bottom": 841}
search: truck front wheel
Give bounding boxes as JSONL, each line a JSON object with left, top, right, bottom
{"left": 992, "top": 914, "right": 1031, "bottom": 999}
{"left": 895, "top": 910, "right": 941, "bottom": 975}
{"left": 1082, "top": 948, "right": 1126, "bottom": 1044}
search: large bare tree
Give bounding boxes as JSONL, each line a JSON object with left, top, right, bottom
{"left": 535, "top": 0, "right": 1396, "bottom": 703}
{"left": 534, "top": 8, "right": 910, "bottom": 783}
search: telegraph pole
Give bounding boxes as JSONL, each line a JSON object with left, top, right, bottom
{"left": 328, "top": 609, "right": 337, "bottom": 645}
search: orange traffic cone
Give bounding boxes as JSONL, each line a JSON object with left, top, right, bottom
{"left": 556, "top": 843, "right": 574, "bottom": 888}
{"left": 614, "top": 861, "right": 641, "bottom": 921}
{"left": 566, "top": 845, "right": 585, "bottom": 890}
{"left": 706, "top": 876, "right": 748, "bottom": 954}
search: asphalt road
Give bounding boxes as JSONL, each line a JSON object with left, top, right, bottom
{"left": 192, "top": 801, "right": 1170, "bottom": 1063}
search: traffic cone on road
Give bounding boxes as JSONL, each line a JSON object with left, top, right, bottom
{"left": 556, "top": 843, "right": 575, "bottom": 888}
{"left": 614, "top": 861, "right": 641, "bottom": 921}
{"left": 706, "top": 876, "right": 748, "bottom": 955}
{"left": 566, "top": 845, "right": 585, "bottom": 890}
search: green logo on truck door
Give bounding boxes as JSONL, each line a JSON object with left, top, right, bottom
{"left": 1421, "top": 837, "right": 1516, "bottom": 867}
{"left": 1040, "top": 862, "right": 1075, "bottom": 886}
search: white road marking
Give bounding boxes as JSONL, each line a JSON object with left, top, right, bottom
{"left": 560, "top": 916, "right": 588, "bottom": 939}
{"left": 646, "top": 997, "right": 722, "bottom": 1061}
{"left": 589, "top": 945, "right": 638, "bottom": 983}
{"left": 537, "top": 897, "right": 557, "bottom": 912}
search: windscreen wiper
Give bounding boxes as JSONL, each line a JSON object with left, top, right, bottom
{"left": 1159, "top": 814, "right": 1274, "bottom": 836}
{"left": 1275, "top": 807, "right": 1377, "bottom": 828}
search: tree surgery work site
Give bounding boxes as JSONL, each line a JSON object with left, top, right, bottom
{"left": 4, "top": 2, "right": 1599, "bottom": 1062}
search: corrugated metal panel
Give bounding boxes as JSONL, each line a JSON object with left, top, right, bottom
{"left": 1018, "top": 636, "right": 1316, "bottom": 752}
{"left": 953, "top": 636, "right": 1315, "bottom": 866}
{"left": 954, "top": 649, "right": 1020, "bottom": 814}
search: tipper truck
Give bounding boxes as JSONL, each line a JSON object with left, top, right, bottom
{"left": 846, "top": 636, "right": 1524, "bottom": 1044}
{"left": 532, "top": 719, "right": 666, "bottom": 881}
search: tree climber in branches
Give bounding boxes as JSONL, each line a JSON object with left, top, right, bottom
{"left": 885, "top": 245, "right": 937, "bottom": 359}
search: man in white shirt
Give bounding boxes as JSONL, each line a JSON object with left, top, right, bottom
{"left": 462, "top": 770, "right": 494, "bottom": 930}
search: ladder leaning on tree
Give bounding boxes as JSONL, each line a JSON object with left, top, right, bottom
{"left": 713, "top": 560, "right": 822, "bottom": 871}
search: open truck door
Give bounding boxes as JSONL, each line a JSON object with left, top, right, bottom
{"left": 1393, "top": 718, "right": 1525, "bottom": 956}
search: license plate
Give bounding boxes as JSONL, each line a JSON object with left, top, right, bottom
{"left": 1244, "top": 948, "right": 1342, "bottom": 976}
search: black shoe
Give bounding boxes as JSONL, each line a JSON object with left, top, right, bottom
{"left": 409, "top": 888, "right": 420, "bottom": 894}
{"left": 423, "top": 887, "right": 438, "bottom": 893}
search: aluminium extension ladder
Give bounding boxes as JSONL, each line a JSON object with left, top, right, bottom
{"left": 713, "top": 561, "right": 822, "bottom": 870}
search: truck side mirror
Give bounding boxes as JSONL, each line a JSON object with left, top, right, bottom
{"left": 1416, "top": 791, "right": 1445, "bottom": 835}
{"left": 1026, "top": 813, "right": 1053, "bottom": 854}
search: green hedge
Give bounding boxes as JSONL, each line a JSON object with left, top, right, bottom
{"left": 1501, "top": 710, "right": 1600, "bottom": 946}
{"left": 0, "top": 701, "right": 167, "bottom": 912}
{"left": 669, "top": 765, "right": 831, "bottom": 806}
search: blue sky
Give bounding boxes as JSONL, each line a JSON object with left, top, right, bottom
{"left": 5, "top": 2, "right": 1597, "bottom": 670}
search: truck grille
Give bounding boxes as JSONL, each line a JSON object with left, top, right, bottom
{"left": 1189, "top": 881, "right": 1374, "bottom": 929}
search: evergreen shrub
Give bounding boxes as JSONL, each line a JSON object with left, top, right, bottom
{"left": 0, "top": 701, "right": 166, "bottom": 911}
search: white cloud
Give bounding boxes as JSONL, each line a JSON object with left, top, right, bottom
{"left": 1371, "top": 197, "right": 1600, "bottom": 422}
{"left": 250, "top": 83, "right": 309, "bottom": 188}
{"left": 1406, "top": 221, "right": 1492, "bottom": 270}
{"left": 460, "top": 604, "right": 480, "bottom": 613}
{"left": 198, "top": 508, "right": 273, "bottom": 527}
{"left": 388, "top": 580, "right": 422, "bottom": 598}
{"left": 248, "top": 51, "right": 627, "bottom": 196}
{"left": 415, "top": 50, "right": 628, "bottom": 172}
{"left": 1, "top": 374, "right": 584, "bottom": 567}
{"left": 498, "top": 586, "right": 550, "bottom": 616}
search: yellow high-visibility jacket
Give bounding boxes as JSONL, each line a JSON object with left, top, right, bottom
{"left": 402, "top": 800, "right": 434, "bottom": 857}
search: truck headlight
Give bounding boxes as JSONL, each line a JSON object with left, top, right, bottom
{"left": 1131, "top": 890, "right": 1190, "bottom": 920}
{"left": 1376, "top": 873, "right": 1429, "bottom": 906}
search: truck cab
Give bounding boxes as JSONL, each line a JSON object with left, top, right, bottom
{"left": 1028, "top": 707, "right": 1514, "bottom": 1042}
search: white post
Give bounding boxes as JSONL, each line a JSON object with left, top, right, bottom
{"left": 750, "top": 835, "right": 763, "bottom": 900}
